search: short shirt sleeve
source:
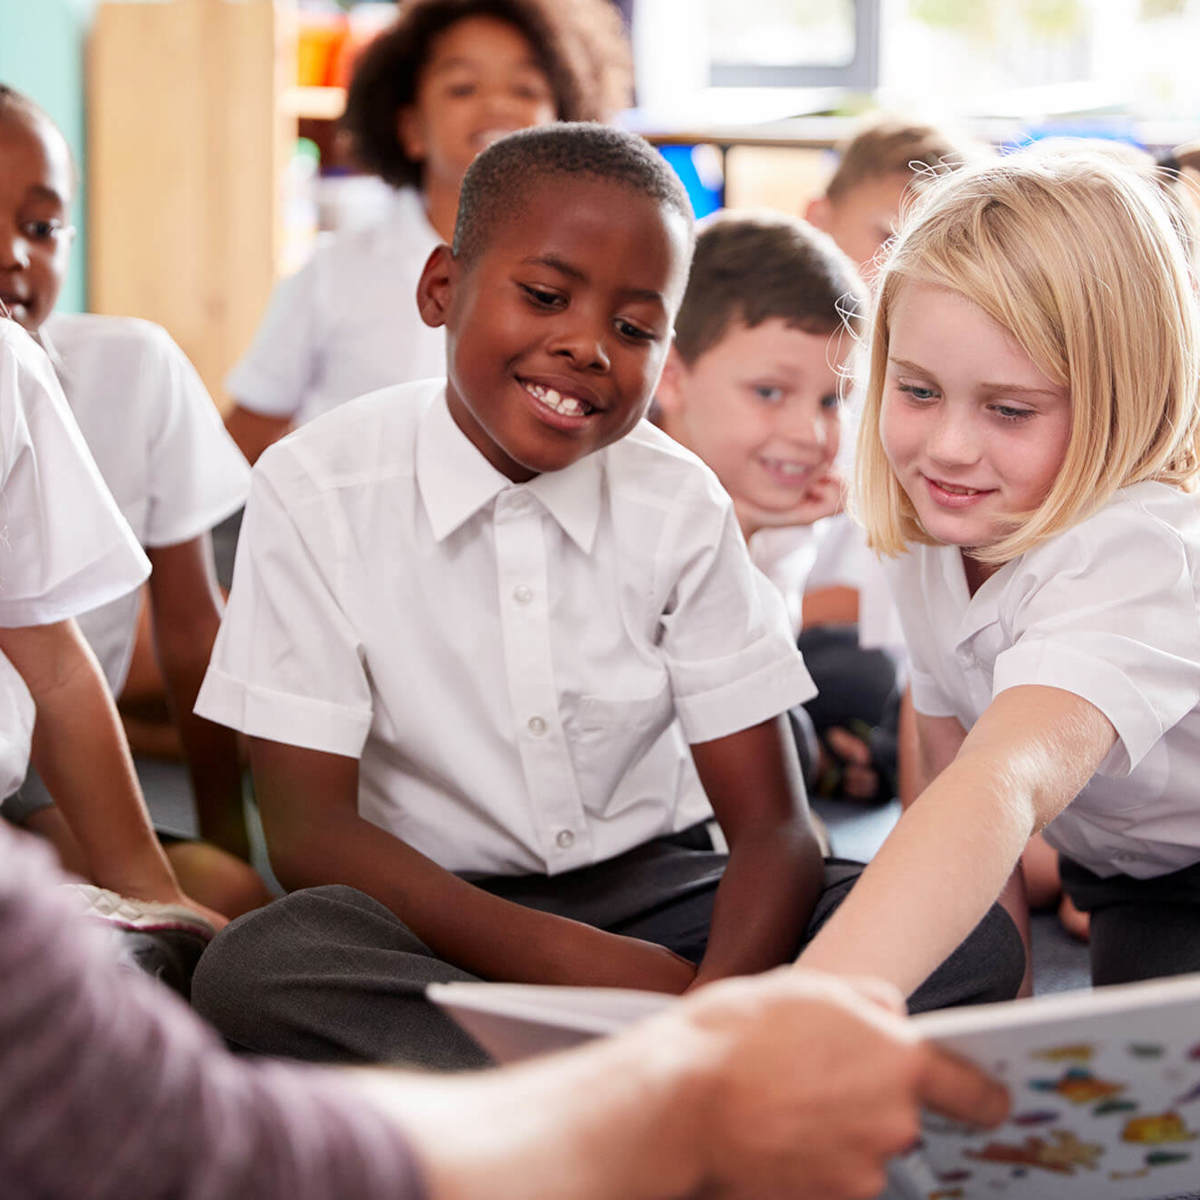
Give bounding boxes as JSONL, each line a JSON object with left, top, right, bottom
{"left": 654, "top": 468, "right": 816, "bottom": 744}
{"left": 195, "top": 444, "right": 373, "bottom": 756}
{"left": 0, "top": 652, "right": 34, "bottom": 799}
{"left": 991, "top": 501, "right": 1200, "bottom": 776}
{"left": 0, "top": 324, "right": 148, "bottom": 628}
{"left": 140, "top": 325, "right": 250, "bottom": 546}
{"left": 225, "top": 261, "right": 319, "bottom": 419}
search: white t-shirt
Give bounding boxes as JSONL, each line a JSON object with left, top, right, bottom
{"left": 42, "top": 313, "right": 250, "bottom": 694}
{"left": 750, "top": 516, "right": 899, "bottom": 644}
{"left": 0, "top": 321, "right": 149, "bottom": 797}
{"left": 198, "top": 379, "right": 814, "bottom": 877}
{"left": 226, "top": 188, "right": 444, "bottom": 428}
{"left": 885, "top": 481, "right": 1200, "bottom": 879}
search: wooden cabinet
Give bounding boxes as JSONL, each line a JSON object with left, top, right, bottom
{"left": 88, "top": 0, "right": 295, "bottom": 405}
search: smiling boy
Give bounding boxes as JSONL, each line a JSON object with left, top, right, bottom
{"left": 193, "top": 126, "right": 1021, "bottom": 1067}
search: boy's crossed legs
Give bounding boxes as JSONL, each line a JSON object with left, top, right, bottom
{"left": 193, "top": 831, "right": 1024, "bottom": 1069}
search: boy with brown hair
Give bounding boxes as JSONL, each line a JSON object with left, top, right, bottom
{"left": 807, "top": 114, "right": 985, "bottom": 280}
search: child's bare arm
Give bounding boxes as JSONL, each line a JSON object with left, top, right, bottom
{"left": 0, "top": 619, "right": 204, "bottom": 910}
{"left": 251, "top": 737, "right": 697, "bottom": 992}
{"left": 689, "top": 714, "right": 824, "bottom": 986}
{"left": 224, "top": 405, "right": 292, "bottom": 466}
{"left": 148, "top": 536, "right": 251, "bottom": 860}
{"left": 797, "top": 685, "right": 1115, "bottom": 994}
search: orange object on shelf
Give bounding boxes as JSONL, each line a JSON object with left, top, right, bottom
{"left": 330, "top": 4, "right": 397, "bottom": 89}
{"left": 297, "top": 13, "right": 348, "bottom": 88}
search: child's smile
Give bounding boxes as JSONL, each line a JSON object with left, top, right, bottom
{"left": 881, "top": 281, "right": 1071, "bottom": 562}
{"left": 419, "top": 175, "right": 692, "bottom": 482}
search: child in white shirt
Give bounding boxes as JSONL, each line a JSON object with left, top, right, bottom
{"left": 224, "top": 0, "right": 631, "bottom": 465}
{"left": 799, "top": 144, "right": 1200, "bottom": 994}
{"left": 0, "top": 87, "right": 268, "bottom": 917}
{"left": 654, "top": 211, "right": 901, "bottom": 802}
{"left": 0, "top": 318, "right": 220, "bottom": 938}
{"left": 191, "top": 125, "right": 1025, "bottom": 1067}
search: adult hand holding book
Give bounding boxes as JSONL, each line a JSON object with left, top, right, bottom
{"left": 425, "top": 967, "right": 1008, "bottom": 1200}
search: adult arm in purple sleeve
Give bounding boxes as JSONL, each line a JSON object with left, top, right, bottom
{"left": 0, "top": 822, "right": 1007, "bottom": 1200}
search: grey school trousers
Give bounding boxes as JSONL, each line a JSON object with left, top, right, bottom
{"left": 192, "top": 828, "right": 1024, "bottom": 1070}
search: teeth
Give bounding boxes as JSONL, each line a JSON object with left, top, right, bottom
{"left": 937, "top": 482, "right": 981, "bottom": 495}
{"left": 525, "top": 382, "right": 590, "bottom": 417}
{"left": 762, "top": 458, "right": 810, "bottom": 478}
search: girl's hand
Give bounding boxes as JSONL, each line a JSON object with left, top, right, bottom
{"left": 735, "top": 471, "right": 846, "bottom": 537}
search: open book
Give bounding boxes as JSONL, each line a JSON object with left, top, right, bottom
{"left": 430, "top": 974, "right": 1200, "bottom": 1200}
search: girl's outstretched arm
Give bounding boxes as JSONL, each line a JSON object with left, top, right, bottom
{"left": 796, "top": 684, "right": 1115, "bottom": 996}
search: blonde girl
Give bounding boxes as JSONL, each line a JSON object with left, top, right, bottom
{"left": 797, "top": 145, "right": 1200, "bottom": 993}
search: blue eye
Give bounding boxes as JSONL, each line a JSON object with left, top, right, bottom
{"left": 990, "top": 403, "right": 1034, "bottom": 422}
{"left": 897, "top": 382, "right": 937, "bottom": 402}
{"left": 752, "top": 385, "right": 784, "bottom": 404}
{"left": 820, "top": 393, "right": 840, "bottom": 410}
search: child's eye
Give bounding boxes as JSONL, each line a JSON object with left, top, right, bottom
{"left": 989, "top": 403, "right": 1035, "bottom": 422}
{"left": 446, "top": 82, "right": 477, "bottom": 98}
{"left": 519, "top": 283, "right": 564, "bottom": 309}
{"left": 615, "top": 319, "right": 656, "bottom": 343}
{"left": 820, "top": 393, "right": 841, "bottom": 410}
{"left": 897, "top": 382, "right": 938, "bottom": 402}
{"left": 21, "top": 219, "right": 64, "bottom": 242}
{"left": 751, "top": 385, "right": 784, "bottom": 404}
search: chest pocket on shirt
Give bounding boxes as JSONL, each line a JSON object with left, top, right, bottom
{"left": 566, "top": 681, "right": 674, "bottom": 815}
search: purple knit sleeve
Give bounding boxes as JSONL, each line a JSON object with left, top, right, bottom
{"left": 0, "top": 823, "right": 429, "bottom": 1200}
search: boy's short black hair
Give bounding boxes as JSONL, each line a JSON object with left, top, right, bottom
{"left": 342, "top": 0, "right": 631, "bottom": 190}
{"left": 0, "top": 84, "right": 77, "bottom": 190}
{"left": 673, "top": 210, "right": 866, "bottom": 364}
{"left": 0, "top": 84, "right": 43, "bottom": 123}
{"left": 452, "top": 123, "right": 694, "bottom": 265}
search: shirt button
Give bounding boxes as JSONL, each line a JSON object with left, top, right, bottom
{"left": 527, "top": 716, "right": 547, "bottom": 736}
{"left": 513, "top": 585, "right": 533, "bottom": 605}
{"left": 556, "top": 829, "right": 575, "bottom": 849}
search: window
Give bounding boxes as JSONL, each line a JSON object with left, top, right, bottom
{"left": 705, "top": 0, "right": 880, "bottom": 90}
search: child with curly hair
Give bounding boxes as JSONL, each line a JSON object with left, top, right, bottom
{"left": 224, "top": 0, "right": 631, "bottom": 465}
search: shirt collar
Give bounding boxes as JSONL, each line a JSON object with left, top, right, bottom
{"left": 416, "top": 388, "right": 603, "bottom": 553}
{"left": 936, "top": 545, "right": 1018, "bottom": 646}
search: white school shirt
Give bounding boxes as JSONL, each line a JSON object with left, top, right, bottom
{"left": 750, "top": 517, "right": 900, "bottom": 647}
{"left": 41, "top": 314, "right": 250, "bottom": 694}
{"left": 198, "top": 378, "right": 814, "bottom": 877}
{"left": 0, "top": 321, "right": 149, "bottom": 796}
{"left": 226, "top": 187, "right": 445, "bottom": 429}
{"left": 885, "top": 481, "right": 1200, "bottom": 879}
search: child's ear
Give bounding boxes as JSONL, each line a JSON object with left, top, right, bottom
{"left": 805, "top": 194, "right": 832, "bottom": 233}
{"left": 655, "top": 343, "right": 688, "bottom": 417}
{"left": 416, "top": 244, "right": 457, "bottom": 329}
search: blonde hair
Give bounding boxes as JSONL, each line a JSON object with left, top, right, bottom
{"left": 856, "top": 143, "right": 1200, "bottom": 565}
{"left": 825, "top": 115, "right": 985, "bottom": 202}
